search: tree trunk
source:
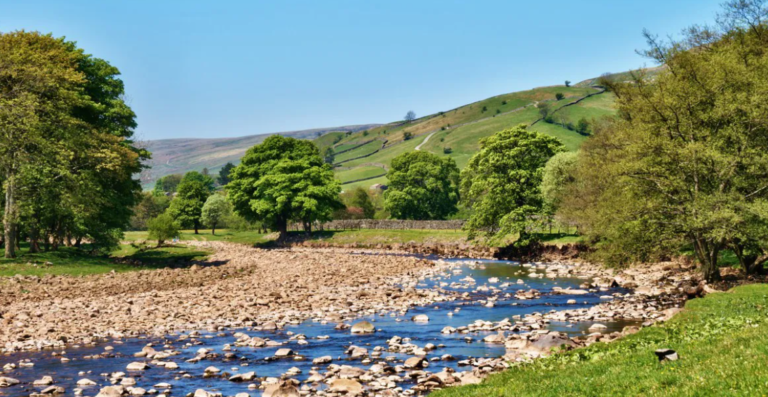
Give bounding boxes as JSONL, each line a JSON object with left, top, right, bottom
{"left": 4, "top": 176, "right": 18, "bottom": 259}
{"left": 194, "top": 221, "right": 199, "bottom": 235}
{"left": 211, "top": 223, "right": 216, "bottom": 235}
{"left": 693, "top": 236, "right": 721, "bottom": 282}
{"left": 75, "top": 238, "right": 82, "bottom": 249}
{"left": 277, "top": 217, "right": 288, "bottom": 242}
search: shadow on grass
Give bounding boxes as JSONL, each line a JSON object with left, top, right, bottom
{"left": 119, "top": 243, "right": 226, "bottom": 269}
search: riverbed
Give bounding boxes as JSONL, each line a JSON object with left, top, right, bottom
{"left": 0, "top": 257, "right": 634, "bottom": 396}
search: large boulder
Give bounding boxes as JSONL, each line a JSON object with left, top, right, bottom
{"left": 95, "top": 386, "right": 126, "bottom": 397}
{"left": 262, "top": 380, "right": 300, "bottom": 397}
{"left": 404, "top": 357, "right": 427, "bottom": 369}
{"left": 0, "top": 377, "right": 20, "bottom": 387}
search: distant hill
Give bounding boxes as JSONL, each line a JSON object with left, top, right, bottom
{"left": 140, "top": 124, "right": 380, "bottom": 188}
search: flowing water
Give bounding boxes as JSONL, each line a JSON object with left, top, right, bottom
{"left": 0, "top": 257, "right": 633, "bottom": 396}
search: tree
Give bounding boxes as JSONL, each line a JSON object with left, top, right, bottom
{"left": 218, "top": 162, "right": 236, "bottom": 186}
{"left": 154, "top": 174, "right": 183, "bottom": 195}
{"left": 403, "top": 131, "right": 413, "bottom": 141}
{"left": 227, "top": 135, "right": 342, "bottom": 240}
{"left": 350, "top": 187, "right": 376, "bottom": 219}
{"left": 541, "top": 152, "right": 579, "bottom": 213}
{"left": 576, "top": 117, "right": 590, "bottom": 135}
{"left": 384, "top": 151, "right": 460, "bottom": 220}
{"left": 560, "top": 1, "right": 768, "bottom": 281}
{"left": 131, "top": 193, "right": 171, "bottom": 230}
{"left": 147, "top": 212, "right": 179, "bottom": 247}
{"left": 460, "top": 125, "right": 563, "bottom": 244}
{"left": 536, "top": 102, "right": 551, "bottom": 119}
{"left": 404, "top": 110, "right": 416, "bottom": 123}
{"left": 323, "top": 147, "right": 335, "bottom": 164}
{"left": 168, "top": 171, "right": 212, "bottom": 234}
{"left": 201, "top": 194, "right": 230, "bottom": 235}
{"left": 1, "top": 31, "right": 145, "bottom": 257}
{"left": 565, "top": 80, "right": 571, "bottom": 87}
{"left": 555, "top": 92, "right": 565, "bottom": 100}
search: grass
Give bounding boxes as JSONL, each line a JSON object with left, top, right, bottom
{"left": 0, "top": 243, "right": 212, "bottom": 277}
{"left": 433, "top": 283, "right": 768, "bottom": 397}
{"left": 124, "top": 229, "right": 273, "bottom": 246}
{"left": 335, "top": 165, "right": 387, "bottom": 183}
{"left": 334, "top": 140, "right": 383, "bottom": 163}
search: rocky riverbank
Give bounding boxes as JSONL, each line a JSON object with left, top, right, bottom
{"left": 1, "top": 242, "right": 453, "bottom": 353}
{"left": 0, "top": 242, "right": 709, "bottom": 397}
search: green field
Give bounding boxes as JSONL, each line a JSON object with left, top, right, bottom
{"left": 324, "top": 85, "right": 611, "bottom": 186}
{"left": 336, "top": 165, "right": 387, "bottom": 184}
{"left": 433, "top": 283, "right": 768, "bottom": 396}
{"left": 334, "top": 140, "right": 383, "bottom": 163}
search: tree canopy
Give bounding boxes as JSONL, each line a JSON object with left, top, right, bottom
{"left": 460, "top": 125, "right": 563, "bottom": 244}
{"left": 167, "top": 171, "right": 213, "bottom": 234}
{"left": 227, "top": 135, "right": 341, "bottom": 239}
{"left": 384, "top": 151, "right": 460, "bottom": 220}
{"left": 217, "top": 163, "right": 235, "bottom": 186}
{"left": 201, "top": 194, "right": 230, "bottom": 235}
{"left": 0, "top": 31, "right": 146, "bottom": 257}
{"left": 559, "top": 0, "right": 768, "bottom": 281}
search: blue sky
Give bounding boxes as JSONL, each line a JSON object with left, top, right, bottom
{"left": 1, "top": 0, "right": 722, "bottom": 140}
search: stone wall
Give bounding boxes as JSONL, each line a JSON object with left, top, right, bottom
{"left": 290, "top": 219, "right": 466, "bottom": 231}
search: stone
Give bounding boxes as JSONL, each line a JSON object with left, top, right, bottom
{"left": 126, "top": 362, "right": 149, "bottom": 371}
{"left": 33, "top": 376, "right": 55, "bottom": 386}
{"left": 412, "top": 314, "right": 429, "bottom": 322}
{"left": 404, "top": 357, "right": 427, "bottom": 369}
{"left": 77, "top": 379, "right": 97, "bottom": 387}
{"left": 483, "top": 331, "right": 506, "bottom": 344}
{"left": 588, "top": 323, "right": 608, "bottom": 332}
{"left": 0, "top": 377, "right": 21, "bottom": 388}
{"left": 350, "top": 321, "right": 375, "bottom": 334}
{"left": 329, "top": 378, "right": 363, "bottom": 394}
{"left": 654, "top": 348, "right": 679, "bottom": 362}
{"left": 262, "top": 380, "right": 300, "bottom": 397}
{"left": 274, "top": 348, "right": 293, "bottom": 358}
{"left": 41, "top": 386, "right": 66, "bottom": 394}
{"left": 95, "top": 386, "right": 126, "bottom": 397}
{"left": 312, "top": 356, "right": 332, "bottom": 365}
{"left": 229, "top": 371, "right": 256, "bottom": 382}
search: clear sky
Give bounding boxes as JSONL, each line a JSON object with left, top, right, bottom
{"left": 1, "top": 0, "right": 722, "bottom": 140}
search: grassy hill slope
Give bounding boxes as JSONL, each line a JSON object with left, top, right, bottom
{"left": 326, "top": 82, "right": 618, "bottom": 189}
{"left": 140, "top": 124, "right": 379, "bottom": 188}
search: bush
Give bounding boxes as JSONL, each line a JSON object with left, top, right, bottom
{"left": 147, "top": 213, "right": 180, "bottom": 246}
{"left": 502, "top": 100, "right": 508, "bottom": 105}
{"left": 555, "top": 92, "right": 565, "bottom": 100}
{"left": 403, "top": 131, "right": 413, "bottom": 140}
{"left": 482, "top": 105, "right": 488, "bottom": 112}
{"left": 362, "top": 130, "right": 369, "bottom": 136}
{"left": 443, "top": 147, "right": 453, "bottom": 154}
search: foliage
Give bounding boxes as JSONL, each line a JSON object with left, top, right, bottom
{"left": 154, "top": 174, "right": 183, "bottom": 195}
{"left": 130, "top": 192, "right": 171, "bottom": 230}
{"left": 561, "top": 2, "right": 768, "bottom": 280}
{"left": 384, "top": 151, "right": 460, "bottom": 220}
{"left": 227, "top": 135, "right": 342, "bottom": 239}
{"left": 565, "top": 80, "right": 571, "bottom": 87}
{"left": 0, "top": 31, "right": 145, "bottom": 257}
{"left": 460, "top": 125, "right": 563, "bottom": 244}
{"left": 147, "top": 212, "right": 180, "bottom": 246}
{"left": 349, "top": 187, "right": 376, "bottom": 218}
{"left": 404, "top": 110, "right": 416, "bottom": 123}
{"left": 536, "top": 102, "right": 551, "bottom": 119}
{"left": 576, "top": 117, "right": 590, "bottom": 135}
{"left": 167, "top": 171, "right": 212, "bottom": 234}
{"left": 217, "top": 162, "right": 235, "bottom": 186}
{"left": 541, "top": 151, "right": 578, "bottom": 212}
{"left": 200, "top": 194, "right": 231, "bottom": 234}
{"left": 324, "top": 147, "right": 335, "bottom": 164}
{"left": 555, "top": 92, "right": 564, "bottom": 100}
{"left": 403, "top": 131, "right": 413, "bottom": 141}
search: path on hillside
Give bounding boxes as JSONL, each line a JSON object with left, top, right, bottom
{"left": 415, "top": 130, "right": 437, "bottom": 151}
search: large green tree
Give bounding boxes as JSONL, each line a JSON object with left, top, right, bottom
{"left": 168, "top": 171, "right": 212, "bottom": 234}
{"left": 560, "top": 1, "right": 768, "bottom": 281}
{"left": 0, "top": 31, "right": 145, "bottom": 257}
{"left": 227, "top": 135, "right": 341, "bottom": 240}
{"left": 201, "top": 194, "right": 231, "bottom": 235}
{"left": 384, "top": 151, "right": 459, "bottom": 220}
{"left": 460, "top": 125, "right": 563, "bottom": 244}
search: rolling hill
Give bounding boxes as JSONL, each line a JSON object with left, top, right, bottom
{"left": 326, "top": 81, "right": 619, "bottom": 190}
{"left": 139, "top": 124, "right": 379, "bottom": 188}
{"left": 140, "top": 72, "right": 629, "bottom": 190}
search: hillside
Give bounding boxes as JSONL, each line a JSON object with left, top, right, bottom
{"left": 328, "top": 81, "right": 619, "bottom": 190}
{"left": 139, "top": 124, "right": 379, "bottom": 188}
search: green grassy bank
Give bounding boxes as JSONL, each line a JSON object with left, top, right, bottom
{"left": 432, "top": 284, "right": 768, "bottom": 397}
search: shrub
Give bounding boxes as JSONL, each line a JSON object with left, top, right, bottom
{"left": 482, "top": 105, "right": 488, "bottom": 112}
{"left": 443, "top": 147, "right": 453, "bottom": 154}
{"left": 555, "top": 92, "right": 565, "bottom": 100}
{"left": 147, "top": 212, "right": 180, "bottom": 247}
{"left": 403, "top": 131, "right": 413, "bottom": 140}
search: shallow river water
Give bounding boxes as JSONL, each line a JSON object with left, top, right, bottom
{"left": 0, "top": 257, "right": 632, "bottom": 396}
